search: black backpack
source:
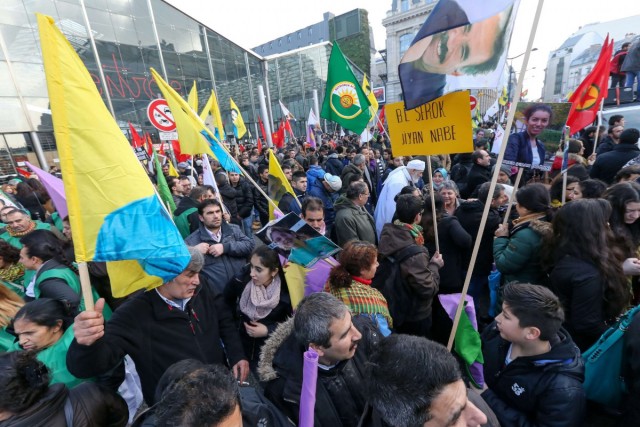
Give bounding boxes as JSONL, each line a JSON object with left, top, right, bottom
{"left": 372, "top": 244, "right": 427, "bottom": 328}
{"left": 239, "top": 384, "right": 294, "bottom": 426}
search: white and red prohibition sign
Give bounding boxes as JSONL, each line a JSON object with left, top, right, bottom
{"left": 147, "top": 99, "right": 176, "bottom": 132}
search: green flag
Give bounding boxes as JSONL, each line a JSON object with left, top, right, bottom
{"left": 152, "top": 148, "right": 177, "bottom": 213}
{"left": 321, "top": 43, "right": 372, "bottom": 134}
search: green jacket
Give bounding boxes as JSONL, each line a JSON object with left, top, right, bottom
{"left": 35, "top": 266, "right": 112, "bottom": 320}
{"left": 9, "top": 326, "right": 87, "bottom": 388}
{"left": 493, "top": 218, "right": 551, "bottom": 286}
{"left": 174, "top": 207, "right": 198, "bottom": 238}
{"left": 333, "top": 196, "right": 377, "bottom": 246}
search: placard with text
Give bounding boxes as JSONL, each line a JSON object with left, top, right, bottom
{"left": 388, "top": 91, "right": 473, "bottom": 156}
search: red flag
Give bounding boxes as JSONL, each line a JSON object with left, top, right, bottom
{"left": 566, "top": 36, "right": 614, "bottom": 132}
{"left": 284, "top": 119, "right": 295, "bottom": 139}
{"left": 271, "top": 121, "right": 285, "bottom": 148}
{"left": 16, "top": 167, "right": 31, "bottom": 178}
{"left": 258, "top": 116, "right": 267, "bottom": 142}
{"left": 129, "top": 123, "right": 144, "bottom": 148}
{"left": 158, "top": 141, "right": 165, "bottom": 156}
{"left": 144, "top": 133, "right": 154, "bottom": 156}
{"left": 171, "top": 140, "right": 190, "bottom": 163}
{"left": 377, "top": 106, "right": 386, "bottom": 133}
{"left": 257, "top": 136, "right": 263, "bottom": 152}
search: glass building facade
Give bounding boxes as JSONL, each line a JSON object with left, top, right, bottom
{"left": 0, "top": 0, "right": 358, "bottom": 178}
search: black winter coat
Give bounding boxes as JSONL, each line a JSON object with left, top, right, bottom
{"left": 425, "top": 214, "right": 472, "bottom": 293}
{"left": 548, "top": 254, "right": 611, "bottom": 351}
{"left": 253, "top": 177, "right": 269, "bottom": 218}
{"left": 455, "top": 201, "right": 501, "bottom": 277}
{"left": 0, "top": 383, "right": 128, "bottom": 427}
{"left": 217, "top": 181, "right": 239, "bottom": 225}
{"left": 590, "top": 143, "right": 640, "bottom": 184}
{"left": 463, "top": 164, "right": 491, "bottom": 199}
{"left": 232, "top": 178, "right": 255, "bottom": 219}
{"left": 481, "top": 324, "right": 586, "bottom": 427}
{"left": 66, "top": 277, "right": 246, "bottom": 405}
{"left": 325, "top": 155, "right": 345, "bottom": 177}
{"left": 224, "top": 265, "right": 292, "bottom": 366}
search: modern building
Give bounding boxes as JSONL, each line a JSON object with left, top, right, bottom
{"left": 254, "top": 9, "right": 374, "bottom": 79}
{"left": 541, "top": 16, "right": 639, "bottom": 102}
{"left": 0, "top": 0, "right": 355, "bottom": 178}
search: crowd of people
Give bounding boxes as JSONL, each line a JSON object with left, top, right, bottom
{"left": 1, "top": 110, "right": 640, "bottom": 426}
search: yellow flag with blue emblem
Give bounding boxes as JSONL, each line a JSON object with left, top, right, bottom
{"left": 200, "top": 90, "right": 226, "bottom": 143}
{"left": 230, "top": 98, "right": 247, "bottom": 139}
{"left": 37, "top": 14, "right": 190, "bottom": 297}
{"left": 362, "top": 74, "right": 379, "bottom": 114}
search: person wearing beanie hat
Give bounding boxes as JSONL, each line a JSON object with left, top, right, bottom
{"left": 374, "top": 159, "right": 425, "bottom": 237}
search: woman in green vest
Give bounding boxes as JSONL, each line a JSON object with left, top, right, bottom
{"left": 19, "top": 229, "right": 110, "bottom": 318}
{"left": 8, "top": 298, "right": 85, "bottom": 388}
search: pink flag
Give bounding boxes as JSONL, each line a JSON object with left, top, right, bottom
{"left": 25, "top": 161, "right": 68, "bottom": 219}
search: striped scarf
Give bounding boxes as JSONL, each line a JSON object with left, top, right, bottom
{"left": 325, "top": 277, "right": 393, "bottom": 327}
{"left": 393, "top": 219, "right": 424, "bottom": 245}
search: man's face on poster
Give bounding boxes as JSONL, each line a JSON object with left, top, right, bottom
{"left": 406, "top": 14, "right": 503, "bottom": 76}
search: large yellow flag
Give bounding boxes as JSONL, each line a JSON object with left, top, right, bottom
{"left": 200, "top": 90, "right": 226, "bottom": 142}
{"left": 151, "top": 68, "right": 215, "bottom": 157}
{"left": 230, "top": 98, "right": 247, "bottom": 139}
{"left": 188, "top": 81, "right": 198, "bottom": 112}
{"left": 37, "top": 14, "right": 190, "bottom": 297}
{"left": 362, "top": 74, "right": 379, "bottom": 114}
{"left": 268, "top": 149, "right": 297, "bottom": 220}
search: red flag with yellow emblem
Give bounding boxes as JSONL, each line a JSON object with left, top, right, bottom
{"left": 566, "top": 36, "right": 613, "bottom": 132}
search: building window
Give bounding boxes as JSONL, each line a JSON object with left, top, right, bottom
{"left": 308, "top": 27, "right": 313, "bottom": 36}
{"left": 298, "top": 31, "right": 302, "bottom": 39}
{"left": 401, "top": 0, "right": 409, "bottom": 12}
{"left": 278, "top": 39, "right": 282, "bottom": 46}
{"left": 399, "top": 33, "right": 414, "bottom": 57}
{"left": 554, "top": 57, "right": 564, "bottom": 95}
{"left": 287, "top": 35, "right": 291, "bottom": 43}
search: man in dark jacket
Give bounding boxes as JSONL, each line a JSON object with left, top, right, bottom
{"left": 253, "top": 164, "right": 270, "bottom": 226}
{"left": 333, "top": 181, "right": 377, "bottom": 246}
{"left": 324, "top": 150, "right": 345, "bottom": 177}
{"left": 67, "top": 247, "right": 249, "bottom": 405}
{"left": 463, "top": 150, "right": 492, "bottom": 199}
{"left": 215, "top": 173, "right": 239, "bottom": 226}
{"left": 278, "top": 170, "right": 306, "bottom": 216}
{"left": 307, "top": 171, "right": 342, "bottom": 237}
{"left": 258, "top": 293, "right": 380, "bottom": 427}
{"left": 378, "top": 194, "right": 443, "bottom": 337}
{"left": 361, "top": 334, "right": 490, "bottom": 427}
{"left": 590, "top": 128, "right": 640, "bottom": 184}
{"left": 184, "top": 199, "right": 254, "bottom": 293}
{"left": 229, "top": 171, "right": 254, "bottom": 238}
{"left": 481, "top": 283, "right": 585, "bottom": 426}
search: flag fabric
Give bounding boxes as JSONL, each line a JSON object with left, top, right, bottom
{"left": 129, "top": 123, "right": 144, "bottom": 148}
{"left": 399, "top": 0, "right": 518, "bottom": 109}
{"left": 256, "top": 136, "right": 263, "bottom": 152}
{"left": 258, "top": 116, "right": 268, "bottom": 142}
{"left": 284, "top": 118, "right": 295, "bottom": 140}
{"left": 38, "top": 14, "right": 190, "bottom": 297}
{"left": 566, "top": 36, "right": 614, "bottom": 132}
{"left": 321, "top": 43, "right": 372, "bottom": 134}
{"left": 520, "top": 89, "right": 528, "bottom": 99}
{"left": 498, "top": 86, "right": 508, "bottom": 106}
{"left": 438, "top": 294, "right": 485, "bottom": 388}
{"left": 484, "top": 99, "right": 499, "bottom": 121}
{"left": 306, "top": 109, "right": 319, "bottom": 148}
{"left": 279, "top": 100, "right": 296, "bottom": 121}
{"left": 200, "top": 90, "right": 226, "bottom": 142}
{"left": 187, "top": 81, "right": 198, "bottom": 112}
{"left": 230, "top": 98, "right": 247, "bottom": 139}
{"left": 268, "top": 149, "right": 295, "bottom": 220}
{"left": 16, "top": 167, "right": 31, "bottom": 178}
{"left": 272, "top": 121, "right": 285, "bottom": 149}
{"left": 150, "top": 68, "right": 215, "bottom": 158}
{"left": 201, "top": 131, "right": 243, "bottom": 174}
{"left": 377, "top": 106, "right": 386, "bottom": 133}
{"left": 361, "top": 74, "right": 379, "bottom": 114}
{"left": 25, "top": 161, "right": 68, "bottom": 220}
{"left": 152, "top": 148, "right": 177, "bottom": 213}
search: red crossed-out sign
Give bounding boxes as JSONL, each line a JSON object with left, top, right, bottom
{"left": 469, "top": 95, "right": 478, "bottom": 111}
{"left": 147, "top": 99, "right": 176, "bottom": 132}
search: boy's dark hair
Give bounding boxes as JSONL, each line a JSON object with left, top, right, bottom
{"left": 197, "top": 198, "right": 222, "bottom": 216}
{"left": 608, "top": 114, "right": 624, "bottom": 126}
{"left": 301, "top": 196, "right": 324, "bottom": 217}
{"left": 258, "top": 164, "right": 269, "bottom": 175}
{"left": 502, "top": 283, "right": 564, "bottom": 341}
{"left": 292, "top": 171, "right": 307, "bottom": 182}
{"left": 394, "top": 194, "right": 424, "bottom": 224}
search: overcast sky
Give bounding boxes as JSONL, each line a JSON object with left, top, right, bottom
{"left": 167, "top": 0, "right": 640, "bottom": 99}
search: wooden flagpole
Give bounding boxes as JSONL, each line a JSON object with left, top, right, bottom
{"left": 426, "top": 156, "right": 440, "bottom": 253}
{"left": 447, "top": 0, "right": 546, "bottom": 351}
{"left": 591, "top": 99, "right": 605, "bottom": 153}
{"left": 502, "top": 168, "right": 523, "bottom": 226}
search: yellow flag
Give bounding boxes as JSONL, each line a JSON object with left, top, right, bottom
{"left": 499, "top": 86, "right": 508, "bottom": 106}
{"left": 230, "top": 98, "right": 247, "bottom": 139}
{"left": 201, "top": 90, "right": 226, "bottom": 142}
{"left": 268, "top": 149, "right": 296, "bottom": 220}
{"left": 362, "top": 74, "right": 379, "bottom": 114}
{"left": 150, "top": 68, "right": 214, "bottom": 157}
{"left": 168, "top": 161, "right": 178, "bottom": 177}
{"left": 188, "top": 81, "right": 198, "bottom": 112}
{"left": 37, "top": 14, "right": 189, "bottom": 296}
{"left": 281, "top": 259, "right": 307, "bottom": 308}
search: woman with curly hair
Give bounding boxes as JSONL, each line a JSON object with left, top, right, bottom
{"left": 324, "top": 240, "right": 392, "bottom": 336}
{"left": 545, "top": 199, "right": 631, "bottom": 351}
{"left": 0, "top": 241, "right": 24, "bottom": 294}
